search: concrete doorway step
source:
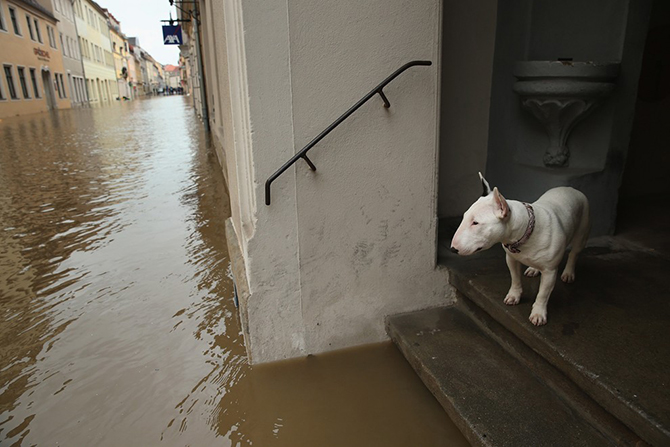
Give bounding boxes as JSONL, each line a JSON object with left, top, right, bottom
{"left": 387, "top": 241, "right": 669, "bottom": 446}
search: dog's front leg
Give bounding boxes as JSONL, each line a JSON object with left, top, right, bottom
{"left": 504, "top": 253, "right": 522, "bottom": 305}
{"left": 529, "top": 269, "right": 557, "bottom": 326}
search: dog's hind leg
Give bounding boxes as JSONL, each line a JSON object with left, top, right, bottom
{"left": 524, "top": 267, "right": 540, "bottom": 277}
{"left": 561, "top": 206, "right": 590, "bottom": 283}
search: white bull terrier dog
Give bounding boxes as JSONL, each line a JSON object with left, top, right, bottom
{"left": 450, "top": 173, "right": 590, "bottom": 326}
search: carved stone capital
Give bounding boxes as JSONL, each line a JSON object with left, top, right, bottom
{"left": 520, "top": 98, "right": 598, "bottom": 167}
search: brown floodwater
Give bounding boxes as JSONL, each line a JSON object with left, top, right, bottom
{"left": 0, "top": 97, "right": 469, "bottom": 446}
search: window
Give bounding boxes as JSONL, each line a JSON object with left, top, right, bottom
{"left": 70, "top": 37, "right": 78, "bottom": 59}
{"left": 17, "top": 67, "right": 29, "bottom": 98}
{"left": 65, "top": 1, "right": 74, "bottom": 21}
{"left": 0, "top": 0, "right": 7, "bottom": 32}
{"left": 26, "top": 14, "right": 34, "bottom": 40}
{"left": 29, "top": 68, "right": 40, "bottom": 98}
{"left": 54, "top": 76, "right": 60, "bottom": 98}
{"left": 59, "top": 32, "right": 64, "bottom": 53}
{"left": 54, "top": 74, "right": 61, "bottom": 98}
{"left": 47, "top": 26, "right": 56, "bottom": 48}
{"left": 33, "top": 18, "right": 41, "bottom": 43}
{"left": 68, "top": 73, "right": 73, "bottom": 101}
{"left": 3, "top": 65, "right": 18, "bottom": 99}
{"left": 8, "top": 6, "right": 19, "bottom": 35}
{"left": 55, "top": 73, "right": 66, "bottom": 98}
{"left": 0, "top": 74, "right": 5, "bottom": 100}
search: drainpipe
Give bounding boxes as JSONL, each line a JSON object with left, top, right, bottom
{"left": 193, "top": 0, "right": 209, "bottom": 130}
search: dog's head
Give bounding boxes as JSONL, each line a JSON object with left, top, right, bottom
{"left": 450, "top": 173, "right": 509, "bottom": 256}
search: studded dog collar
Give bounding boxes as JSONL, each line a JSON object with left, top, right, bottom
{"left": 504, "top": 202, "right": 535, "bottom": 254}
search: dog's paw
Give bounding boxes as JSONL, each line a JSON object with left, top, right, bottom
{"left": 524, "top": 267, "right": 540, "bottom": 277}
{"left": 504, "top": 293, "right": 521, "bottom": 306}
{"left": 561, "top": 271, "right": 575, "bottom": 283}
{"left": 529, "top": 311, "right": 547, "bottom": 326}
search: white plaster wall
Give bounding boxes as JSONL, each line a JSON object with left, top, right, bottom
{"left": 287, "top": 0, "right": 451, "bottom": 355}
{"left": 228, "top": 0, "right": 454, "bottom": 363}
{"left": 236, "top": 0, "right": 306, "bottom": 363}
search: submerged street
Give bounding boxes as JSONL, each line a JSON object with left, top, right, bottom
{"left": 0, "top": 97, "right": 468, "bottom": 446}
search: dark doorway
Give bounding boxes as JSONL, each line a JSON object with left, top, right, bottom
{"left": 616, "top": 0, "right": 670, "bottom": 256}
{"left": 41, "top": 70, "right": 56, "bottom": 111}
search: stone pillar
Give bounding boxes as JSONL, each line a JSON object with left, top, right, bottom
{"left": 223, "top": 0, "right": 454, "bottom": 363}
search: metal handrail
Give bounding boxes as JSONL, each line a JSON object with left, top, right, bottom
{"left": 264, "top": 60, "right": 432, "bottom": 205}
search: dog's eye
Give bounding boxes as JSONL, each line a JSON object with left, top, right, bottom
{"left": 472, "top": 221, "right": 479, "bottom": 226}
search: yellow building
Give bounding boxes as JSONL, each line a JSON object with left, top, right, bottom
{"left": 73, "top": 0, "right": 117, "bottom": 104}
{"left": 105, "top": 10, "right": 131, "bottom": 100}
{"left": 0, "top": 0, "right": 71, "bottom": 118}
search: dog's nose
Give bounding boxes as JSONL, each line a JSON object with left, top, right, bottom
{"left": 450, "top": 246, "right": 459, "bottom": 254}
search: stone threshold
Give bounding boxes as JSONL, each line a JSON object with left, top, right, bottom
{"left": 444, "top": 243, "right": 669, "bottom": 446}
{"left": 386, "top": 306, "right": 615, "bottom": 447}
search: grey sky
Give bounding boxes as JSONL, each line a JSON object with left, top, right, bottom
{"left": 100, "top": 0, "right": 181, "bottom": 65}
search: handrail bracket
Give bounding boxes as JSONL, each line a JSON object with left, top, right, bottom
{"left": 301, "top": 154, "right": 317, "bottom": 171}
{"left": 378, "top": 88, "right": 391, "bottom": 108}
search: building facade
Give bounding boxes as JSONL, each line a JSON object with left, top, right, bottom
{"left": 105, "top": 10, "right": 130, "bottom": 100}
{"left": 163, "top": 64, "right": 181, "bottom": 93}
{"left": 128, "top": 37, "right": 149, "bottom": 96}
{"left": 145, "top": 53, "right": 164, "bottom": 95}
{"left": 177, "top": 14, "right": 203, "bottom": 116}
{"left": 126, "top": 44, "right": 139, "bottom": 97}
{"left": 179, "top": 0, "right": 665, "bottom": 369}
{"left": 0, "top": 0, "right": 71, "bottom": 118}
{"left": 73, "top": 0, "right": 116, "bottom": 104}
{"left": 36, "top": 0, "right": 87, "bottom": 106}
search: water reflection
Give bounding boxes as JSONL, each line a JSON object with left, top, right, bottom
{"left": 0, "top": 98, "right": 468, "bottom": 446}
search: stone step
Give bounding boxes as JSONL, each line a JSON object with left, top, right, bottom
{"left": 386, "top": 307, "right": 613, "bottom": 447}
{"left": 456, "top": 293, "right": 645, "bottom": 447}
{"left": 446, "top": 244, "right": 670, "bottom": 447}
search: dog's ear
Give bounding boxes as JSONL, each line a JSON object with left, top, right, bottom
{"left": 493, "top": 187, "right": 509, "bottom": 219}
{"left": 478, "top": 172, "right": 492, "bottom": 196}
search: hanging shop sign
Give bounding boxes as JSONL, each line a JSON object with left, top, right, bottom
{"left": 162, "top": 25, "right": 183, "bottom": 45}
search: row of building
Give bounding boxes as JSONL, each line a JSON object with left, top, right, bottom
{"left": 0, "top": 0, "right": 171, "bottom": 119}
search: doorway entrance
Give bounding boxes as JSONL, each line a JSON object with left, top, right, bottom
{"left": 41, "top": 70, "right": 57, "bottom": 110}
{"left": 616, "top": 0, "right": 670, "bottom": 256}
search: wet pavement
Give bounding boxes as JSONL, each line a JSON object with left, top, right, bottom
{"left": 0, "top": 97, "right": 469, "bottom": 446}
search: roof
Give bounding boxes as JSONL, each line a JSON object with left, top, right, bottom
{"left": 12, "top": 0, "right": 57, "bottom": 22}
{"left": 103, "top": 8, "right": 120, "bottom": 25}
{"left": 163, "top": 65, "right": 179, "bottom": 72}
{"left": 87, "top": 0, "right": 108, "bottom": 18}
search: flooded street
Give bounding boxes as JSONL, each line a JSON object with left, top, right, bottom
{"left": 0, "top": 97, "right": 468, "bottom": 446}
